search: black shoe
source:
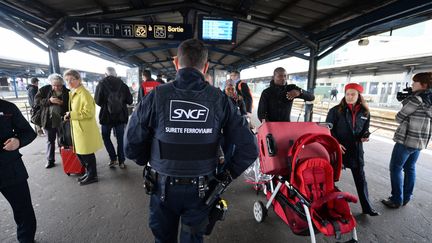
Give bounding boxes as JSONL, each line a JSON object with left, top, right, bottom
{"left": 403, "top": 200, "right": 410, "bottom": 206}
{"left": 45, "top": 161, "right": 55, "bottom": 169}
{"left": 381, "top": 198, "right": 401, "bottom": 209}
{"left": 79, "top": 177, "right": 98, "bottom": 186}
{"left": 77, "top": 174, "right": 88, "bottom": 182}
{"left": 363, "top": 209, "right": 381, "bottom": 216}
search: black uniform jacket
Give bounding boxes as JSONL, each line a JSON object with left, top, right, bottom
{"left": 124, "top": 68, "right": 258, "bottom": 178}
{"left": 257, "top": 80, "right": 315, "bottom": 122}
{"left": 0, "top": 99, "right": 37, "bottom": 188}
{"left": 326, "top": 104, "right": 370, "bottom": 168}
{"left": 34, "top": 84, "right": 69, "bottom": 128}
{"left": 95, "top": 76, "right": 133, "bottom": 125}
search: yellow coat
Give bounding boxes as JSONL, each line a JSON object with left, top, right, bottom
{"left": 69, "top": 85, "right": 103, "bottom": 154}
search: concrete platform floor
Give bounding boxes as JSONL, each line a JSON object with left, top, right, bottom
{"left": 1, "top": 134, "right": 432, "bottom": 243}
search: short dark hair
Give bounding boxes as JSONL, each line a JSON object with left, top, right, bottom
{"left": 412, "top": 72, "right": 432, "bottom": 89}
{"left": 177, "top": 39, "right": 208, "bottom": 70}
{"left": 142, "top": 70, "right": 152, "bottom": 79}
{"left": 273, "top": 67, "right": 286, "bottom": 76}
{"left": 230, "top": 70, "right": 240, "bottom": 75}
{"left": 30, "top": 77, "right": 39, "bottom": 84}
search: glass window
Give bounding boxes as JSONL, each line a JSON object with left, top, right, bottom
{"left": 394, "top": 82, "right": 402, "bottom": 94}
{"left": 387, "top": 82, "right": 393, "bottom": 95}
{"left": 369, "top": 82, "right": 378, "bottom": 94}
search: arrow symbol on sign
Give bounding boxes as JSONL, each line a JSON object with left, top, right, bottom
{"left": 72, "top": 22, "right": 84, "bottom": 34}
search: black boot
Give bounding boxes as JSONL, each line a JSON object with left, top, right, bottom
{"left": 45, "top": 161, "right": 55, "bottom": 169}
{"left": 79, "top": 176, "right": 98, "bottom": 186}
{"left": 77, "top": 173, "right": 88, "bottom": 182}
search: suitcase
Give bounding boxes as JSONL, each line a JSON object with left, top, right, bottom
{"left": 60, "top": 147, "right": 85, "bottom": 176}
{"left": 257, "top": 122, "right": 331, "bottom": 176}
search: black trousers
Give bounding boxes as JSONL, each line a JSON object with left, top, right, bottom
{"left": 350, "top": 166, "right": 374, "bottom": 213}
{"left": 77, "top": 153, "right": 97, "bottom": 178}
{"left": 0, "top": 180, "right": 36, "bottom": 243}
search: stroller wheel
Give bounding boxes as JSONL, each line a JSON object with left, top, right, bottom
{"left": 253, "top": 201, "right": 267, "bottom": 223}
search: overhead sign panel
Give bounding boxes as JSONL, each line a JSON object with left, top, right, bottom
{"left": 65, "top": 18, "right": 192, "bottom": 41}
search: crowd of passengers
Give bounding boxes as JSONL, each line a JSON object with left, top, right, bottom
{"left": 1, "top": 58, "right": 432, "bottom": 242}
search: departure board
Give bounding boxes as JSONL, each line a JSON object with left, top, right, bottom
{"left": 202, "top": 19, "right": 234, "bottom": 41}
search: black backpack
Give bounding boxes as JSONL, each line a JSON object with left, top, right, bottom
{"left": 106, "top": 85, "right": 123, "bottom": 115}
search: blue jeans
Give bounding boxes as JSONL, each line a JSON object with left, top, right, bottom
{"left": 101, "top": 124, "right": 126, "bottom": 163}
{"left": 389, "top": 142, "right": 420, "bottom": 204}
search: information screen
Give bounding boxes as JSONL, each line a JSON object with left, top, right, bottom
{"left": 202, "top": 19, "right": 234, "bottom": 41}
{"left": 198, "top": 16, "right": 237, "bottom": 44}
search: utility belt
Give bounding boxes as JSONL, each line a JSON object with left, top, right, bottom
{"left": 143, "top": 166, "right": 212, "bottom": 201}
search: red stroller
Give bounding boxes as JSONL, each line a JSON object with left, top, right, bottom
{"left": 253, "top": 122, "right": 358, "bottom": 243}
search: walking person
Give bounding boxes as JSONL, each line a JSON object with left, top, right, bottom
{"left": 95, "top": 67, "right": 133, "bottom": 169}
{"left": 1, "top": 98, "right": 37, "bottom": 243}
{"left": 125, "top": 39, "right": 258, "bottom": 243}
{"left": 34, "top": 74, "right": 69, "bottom": 168}
{"left": 63, "top": 69, "right": 103, "bottom": 186}
{"left": 27, "top": 77, "right": 43, "bottom": 135}
{"left": 381, "top": 72, "right": 432, "bottom": 208}
{"left": 326, "top": 83, "right": 380, "bottom": 216}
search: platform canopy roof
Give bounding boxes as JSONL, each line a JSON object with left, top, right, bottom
{"left": 1, "top": 0, "right": 432, "bottom": 77}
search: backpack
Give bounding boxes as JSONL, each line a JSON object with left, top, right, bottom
{"left": 106, "top": 85, "right": 123, "bottom": 115}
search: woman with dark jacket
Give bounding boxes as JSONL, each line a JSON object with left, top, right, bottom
{"left": 326, "top": 83, "right": 380, "bottom": 216}
{"left": 34, "top": 74, "right": 69, "bottom": 168}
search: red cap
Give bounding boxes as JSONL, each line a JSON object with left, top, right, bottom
{"left": 345, "top": 83, "right": 364, "bottom": 93}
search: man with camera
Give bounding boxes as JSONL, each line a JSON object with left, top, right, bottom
{"left": 258, "top": 67, "right": 315, "bottom": 122}
{"left": 382, "top": 72, "right": 432, "bottom": 208}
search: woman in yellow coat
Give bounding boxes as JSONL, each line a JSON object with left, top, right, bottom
{"left": 64, "top": 69, "right": 103, "bottom": 185}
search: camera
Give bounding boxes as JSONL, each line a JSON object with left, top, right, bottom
{"left": 396, "top": 85, "right": 413, "bottom": 102}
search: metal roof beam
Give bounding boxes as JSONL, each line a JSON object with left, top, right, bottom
{"left": 314, "top": 0, "right": 432, "bottom": 40}
{"left": 0, "top": 1, "right": 51, "bottom": 27}
{"left": 218, "top": 0, "right": 301, "bottom": 63}
{"left": 207, "top": 46, "right": 254, "bottom": 64}
{"left": 120, "top": 43, "right": 179, "bottom": 58}
{"left": 87, "top": 2, "right": 186, "bottom": 19}
{"left": 0, "top": 11, "right": 49, "bottom": 51}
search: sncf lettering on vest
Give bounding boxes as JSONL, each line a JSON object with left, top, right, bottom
{"left": 170, "top": 100, "right": 209, "bottom": 122}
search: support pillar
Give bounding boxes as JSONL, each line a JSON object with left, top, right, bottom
{"left": 12, "top": 76, "right": 18, "bottom": 98}
{"left": 305, "top": 46, "right": 318, "bottom": 122}
{"left": 48, "top": 47, "right": 60, "bottom": 74}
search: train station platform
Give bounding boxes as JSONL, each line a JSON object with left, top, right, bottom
{"left": 1, "top": 123, "right": 432, "bottom": 243}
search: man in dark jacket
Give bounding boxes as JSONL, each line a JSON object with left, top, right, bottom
{"left": 258, "top": 67, "right": 315, "bottom": 122}
{"left": 26, "top": 77, "right": 39, "bottom": 108}
{"left": 95, "top": 67, "right": 133, "bottom": 168}
{"left": 27, "top": 77, "right": 43, "bottom": 135}
{"left": 34, "top": 74, "right": 69, "bottom": 168}
{"left": 124, "top": 39, "right": 258, "bottom": 243}
{"left": 0, "top": 98, "right": 37, "bottom": 243}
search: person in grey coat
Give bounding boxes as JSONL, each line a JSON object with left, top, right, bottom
{"left": 382, "top": 72, "right": 432, "bottom": 208}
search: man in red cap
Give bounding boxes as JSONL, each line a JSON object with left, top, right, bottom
{"left": 326, "top": 83, "right": 380, "bottom": 216}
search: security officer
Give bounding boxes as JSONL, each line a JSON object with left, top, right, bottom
{"left": 124, "top": 39, "right": 258, "bottom": 243}
{"left": 0, "top": 98, "right": 37, "bottom": 243}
